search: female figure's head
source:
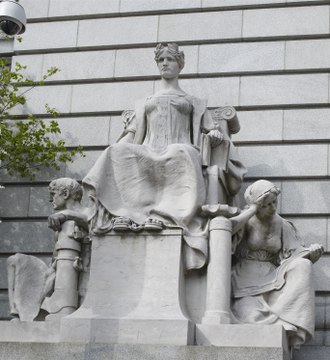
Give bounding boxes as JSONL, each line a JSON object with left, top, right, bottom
{"left": 244, "top": 180, "right": 280, "bottom": 220}
{"left": 154, "top": 43, "right": 185, "bottom": 79}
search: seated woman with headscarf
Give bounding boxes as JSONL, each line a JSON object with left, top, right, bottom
{"left": 231, "top": 180, "right": 323, "bottom": 348}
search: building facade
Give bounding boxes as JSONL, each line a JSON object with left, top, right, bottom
{"left": 0, "top": 1, "right": 330, "bottom": 358}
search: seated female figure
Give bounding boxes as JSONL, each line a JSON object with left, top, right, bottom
{"left": 83, "top": 43, "right": 245, "bottom": 270}
{"left": 231, "top": 180, "right": 323, "bottom": 348}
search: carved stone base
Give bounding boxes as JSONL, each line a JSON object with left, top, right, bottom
{"left": 60, "top": 229, "right": 193, "bottom": 345}
{"left": 196, "top": 324, "right": 290, "bottom": 360}
{"left": 0, "top": 341, "right": 292, "bottom": 360}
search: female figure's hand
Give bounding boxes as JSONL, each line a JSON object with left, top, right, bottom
{"left": 208, "top": 129, "right": 224, "bottom": 147}
{"left": 308, "top": 243, "right": 324, "bottom": 263}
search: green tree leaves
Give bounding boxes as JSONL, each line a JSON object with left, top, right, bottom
{"left": 0, "top": 58, "right": 83, "bottom": 179}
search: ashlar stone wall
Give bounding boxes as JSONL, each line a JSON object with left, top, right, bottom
{"left": 0, "top": 1, "right": 330, "bottom": 358}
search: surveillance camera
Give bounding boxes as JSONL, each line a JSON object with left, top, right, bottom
{"left": 0, "top": 1, "right": 26, "bottom": 36}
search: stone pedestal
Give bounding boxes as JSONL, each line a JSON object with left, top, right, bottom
{"left": 60, "top": 229, "right": 194, "bottom": 345}
{"left": 196, "top": 324, "right": 290, "bottom": 360}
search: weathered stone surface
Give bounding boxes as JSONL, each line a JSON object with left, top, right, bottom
{"left": 176, "top": 78, "right": 240, "bottom": 107}
{"left": 312, "top": 256, "right": 330, "bottom": 292}
{"left": 20, "top": 0, "right": 49, "bottom": 19}
{"left": 61, "top": 230, "right": 193, "bottom": 345}
{"left": 11, "top": 85, "right": 72, "bottom": 116}
{"left": 283, "top": 109, "right": 330, "bottom": 141}
{"left": 293, "top": 346, "right": 330, "bottom": 360}
{"left": 65, "top": 151, "right": 103, "bottom": 180}
{"left": 0, "top": 221, "right": 53, "bottom": 253}
{"left": 54, "top": 117, "right": 111, "bottom": 147}
{"left": 199, "top": 42, "right": 285, "bottom": 73}
{"left": 28, "top": 187, "right": 53, "bottom": 217}
{"left": 120, "top": 0, "right": 201, "bottom": 12}
{"left": 239, "top": 74, "right": 329, "bottom": 106}
{"left": 158, "top": 11, "right": 242, "bottom": 42}
{"left": 15, "top": 21, "right": 79, "bottom": 52}
{"left": 286, "top": 39, "right": 330, "bottom": 70}
{"left": 0, "top": 342, "right": 292, "bottom": 360}
{"left": 43, "top": 51, "right": 116, "bottom": 81}
{"left": 77, "top": 16, "right": 158, "bottom": 47}
{"left": 243, "top": 6, "right": 329, "bottom": 38}
{"left": 0, "top": 38, "right": 14, "bottom": 54}
{"left": 0, "top": 188, "right": 30, "bottom": 218}
{"left": 237, "top": 144, "right": 328, "bottom": 177}
{"left": 48, "top": 0, "right": 120, "bottom": 17}
{"left": 233, "top": 110, "right": 283, "bottom": 142}
{"left": 281, "top": 181, "right": 330, "bottom": 214}
{"left": 115, "top": 46, "right": 198, "bottom": 77}
{"left": 71, "top": 81, "right": 154, "bottom": 113}
{"left": 286, "top": 218, "right": 327, "bottom": 250}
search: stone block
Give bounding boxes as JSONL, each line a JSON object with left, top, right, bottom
{"left": 0, "top": 293, "right": 10, "bottom": 320}
{"left": 0, "top": 321, "right": 60, "bottom": 343}
{"left": 54, "top": 117, "right": 111, "bottom": 147}
{"left": 233, "top": 110, "right": 283, "bottom": 142}
{"left": 48, "top": 0, "right": 120, "bottom": 18}
{"left": 61, "top": 230, "right": 193, "bottom": 345}
{"left": 11, "top": 85, "right": 72, "bottom": 116}
{"left": 0, "top": 187, "right": 30, "bottom": 218}
{"left": 14, "top": 21, "right": 79, "bottom": 52}
{"left": 0, "top": 38, "right": 14, "bottom": 54}
{"left": 325, "top": 295, "right": 330, "bottom": 330}
{"left": 42, "top": 51, "right": 116, "bottom": 81}
{"left": 237, "top": 144, "right": 328, "bottom": 178}
{"left": 286, "top": 39, "right": 330, "bottom": 71}
{"left": 283, "top": 217, "right": 327, "bottom": 250}
{"left": 120, "top": 0, "right": 201, "bottom": 12}
{"left": 71, "top": 81, "right": 154, "bottom": 113}
{"left": 281, "top": 181, "right": 330, "bottom": 215}
{"left": 315, "top": 295, "right": 326, "bottom": 330}
{"left": 20, "top": 0, "right": 49, "bottom": 19}
{"left": 242, "top": 6, "right": 329, "bottom": 38}
{"left": 77, "top": 16, "right": 158, "bottom": 48}
{"left": 65, "top": 150, "right": 102, "bottom": 180}
{"left": 175, "top": 77, "right": 240, "bottom": 107}
{"left": 109, "top": 116, "right": 125, "bottom": 145}
{"left": 196, "top": 324, "right": 288, "bottom": 353}
{"left": 199, "top": 42, "right": 285, "bottom": 74}
{"left": 239, "top": 74, "right": 329, "bottom": 107}
{"left": 328, "top": 219, "right": 330, "bottom": 252}
{"left": 312, "top": 256, "right": 330, "bottom": 292}
{"left": 0, "top": 221, "right": 53, "bottom": 253}
{"left": 0, "top": 342, "right": 292, "bottom": 360}
{"left": 28, "top": 186, "right": 53, "bottom": 217}
{"left": 0, "top": 162, "right": 65, "bottom": 184}
{"left": 283, "top": 108, "right": 330, "bottom": 141}
{"left": 115, "top": 46, "right": 198, "bottom": 77}
{"left": 12, "top": 55, "right": 43, "bottom": 81}
{"left": 158, "top": 11, "right": 242, "bottom": 42}
{"left": 202, "top": 0, "right": 285, "bottom": 6}
{"left": 294, "top": 346, "right": 330, "bottom": 360}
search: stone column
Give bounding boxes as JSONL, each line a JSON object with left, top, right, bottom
{"left": 202, "top": 215, "right": 232, "bottom": 325}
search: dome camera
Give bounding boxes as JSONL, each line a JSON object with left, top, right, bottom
{"left": 0, "top": 0, "right": 26, "bottom": 36}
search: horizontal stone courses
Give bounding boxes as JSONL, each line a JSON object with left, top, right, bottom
{"left": 1, "top": 180, "right": 330, "bottom": 219}
{"left": 14, "top": 5, "right": 330, "bottom": 53}
{"left": 10, "top": 74, "right": 330, "bottom": 116}
{"left": 19, "top": 0, "right": 330, "bottom": 21}
{"left": 13, "top": 39, "right": 330, "bottom": 84}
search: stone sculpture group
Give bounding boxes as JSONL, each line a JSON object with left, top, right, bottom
{"left": 6, "top": 43, "right": 323, "bottom": 356}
